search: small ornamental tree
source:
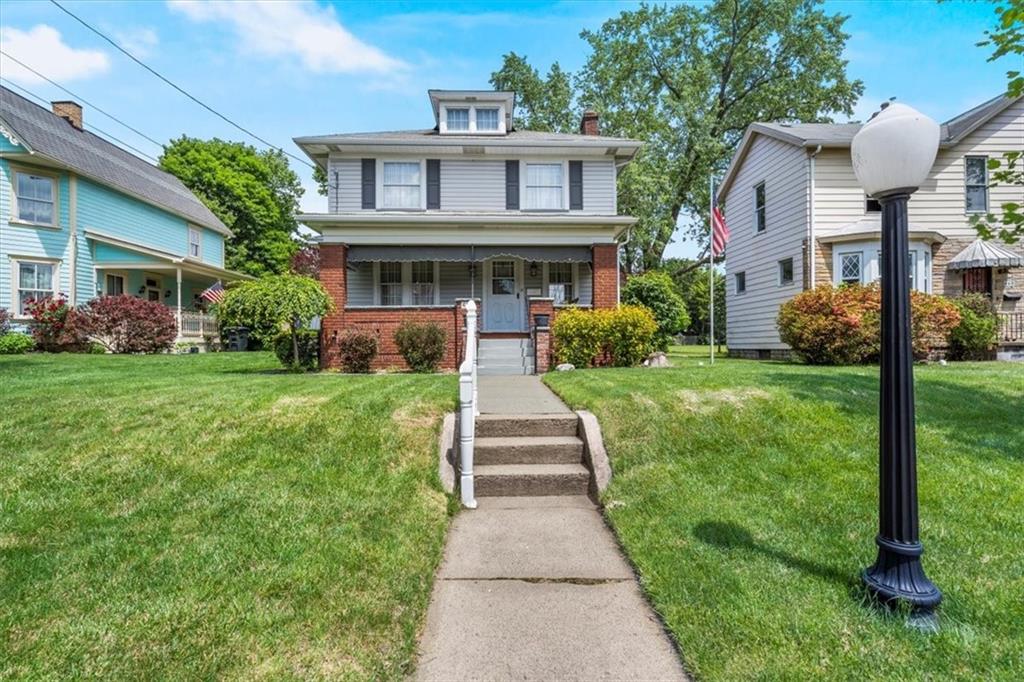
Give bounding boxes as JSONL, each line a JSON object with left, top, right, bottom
{"left": 621, "top": 271, "right": 690, "bottom": 350}
{"left": 218, "top": 274, "right": 333, "bottom": 368}
{"left": 24, "top": 296, "right": 88, "bottom": 352}
{"left": 75, "top": 295, "right": 177, "bottom": 353}
{"left": 290, "top": 243, "right": 320, "bottom": 279}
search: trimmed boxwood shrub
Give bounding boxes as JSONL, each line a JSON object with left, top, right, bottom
{"left": 0, "top": 333, "right": 34, "bottom": 355}
{"left": 74, "top": 295, "right": 177, "bottom": 354}
{"left": 394, "top": 321, "right": 446, "bottom": 372}
{"left": 778, "top": 284, "right": 960, "bottom": 364}
{"left": 552, "top": 305, "right": 658, "bottom": 368}
{"left": 948, "top": 294, "right": 999, "bottom": 360}
{"left": 273, "top": 328, "right": 319, "bottom": 370}
{"left": 621, "top": 271, "right": 690, "bottom": 351}
{"left": 338, "top": 332, "right": 377, "bottom": 373}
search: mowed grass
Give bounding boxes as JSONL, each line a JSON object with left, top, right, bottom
{"left": 545, "top": 351, "right": 1023, "bottom": 680}
{"left": 1, "top": 352, "right": 457, "bottom": 680}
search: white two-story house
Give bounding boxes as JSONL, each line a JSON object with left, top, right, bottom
{"left": 295, "top": 89, "right": 640, "bottom": 372}
{"left": 718, "top": 93, "right": 1024, "bottom": 359}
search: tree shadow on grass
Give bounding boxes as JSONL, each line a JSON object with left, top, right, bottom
{"left": 694, "top": 520, "right": 857, "bottom": 590}
{"left": 761, "top": 370, "right": 1023, "bottom": 461}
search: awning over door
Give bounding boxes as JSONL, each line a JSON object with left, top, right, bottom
{"left": 346, "top": 245, "right": 593, "bottom": 263}
{"left": 946, "top": 239, "right": 1023, "bottom": 270}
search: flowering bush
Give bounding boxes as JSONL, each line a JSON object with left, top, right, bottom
{"left": 394, "top": 321, "right": 446, "bottom": 372}
{"left": 337, "top": 332, "right": 378, "bottom": 373}
{"left": 778, "top": 284, "right": 960, "bottom": 364}
{"left": 552, "top": 305, "right": 657, "bottom": 368}
{"left": 74, "top": 295, "right": 177, "bottom": 353}
{"left": 24, "top": 296, "right": 88, "bottom": 352}
{"left": 0, "top": 307, "right": 10, "bottom": 335}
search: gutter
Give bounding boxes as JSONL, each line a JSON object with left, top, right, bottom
{"left": 808, "top": 144, "right": 822, "bottom": 289}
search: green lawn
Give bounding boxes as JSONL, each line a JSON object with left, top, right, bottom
{"left": 1, "top": 352, "right": 456, "bottom": 680}
{"left": 545, "top": 351, "right": 1023, "bottom": 680}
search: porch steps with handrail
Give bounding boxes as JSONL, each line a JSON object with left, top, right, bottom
{"left": 477, "top": 337, "right": 535, "bottom": 375}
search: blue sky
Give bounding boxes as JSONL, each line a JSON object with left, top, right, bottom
{"left": 0, "top": 1, "right": 1015, "bottom": 259}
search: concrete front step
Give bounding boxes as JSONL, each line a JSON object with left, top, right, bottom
{"left": 476, "top": 414, "right": 579, "bottom": 438}
{"left": 476, "top": 436, "right": 583, "bottom": 465}
{"left": 479, "top": 365, "right": 534, "bottom": 376}
{"left": 474, "top": 463, "right": 590, "bottom": 496}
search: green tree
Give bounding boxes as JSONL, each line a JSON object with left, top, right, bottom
{"left": 621, "top": 270, "right": 690, "bottom": 350}
{"left": 667, "top": 258, "right": 726, "bottom": 344}
{"left": 491, "top": 0, "right": 862, "bottom": 271}
{"left": 218, "top": 274, "right": 332, "bottom": 369}
{"left": 490, "top": 53, "right": 577, "bottom": 133}
{"left": 160, "top": 138, "right": 303, "bottom": 276}
{"left": 972, "top": 0, "right": 1024, "bottom": 243}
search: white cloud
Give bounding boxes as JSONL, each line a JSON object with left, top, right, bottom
{"left": 167, "top": 0, "right": 405, "bottom": 75}
{"left": 0, "top": 25, "right": 110, "bottom": 85}
{"left": 110, "top": 26, "right": 159, "bottom": 58}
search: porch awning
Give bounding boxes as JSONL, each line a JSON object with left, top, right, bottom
{"left": 346, "top": 245, "right": 593, "bottom": 263}
{"left": 946, "top": 239, "right": 1024, "bottom": 270}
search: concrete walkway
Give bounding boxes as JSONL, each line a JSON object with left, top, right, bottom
{"left": 415, "top": 377, "right": 687, "bottom": 681}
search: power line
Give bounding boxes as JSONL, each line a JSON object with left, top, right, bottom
{"left": 0, "top": 49, "right": 166, "bottom": 149}
{"left": 1, "top": 77, "right": 160, "bottom": 163}
{"left": 48, "top": 0, "right": 315, "bottom": 169}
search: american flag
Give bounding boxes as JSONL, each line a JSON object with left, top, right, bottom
{"left": 711, "top": 206, "right": 731, "bottom": 257}
{"left": 199, "top": 281, "right": 226, "bottom": 304}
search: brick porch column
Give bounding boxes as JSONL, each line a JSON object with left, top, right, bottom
{"left": 528, "top": 297, "right": 555, "bottom": 373}
{"left": 320, "top": 243, "right": 347, "bottom": 369}
{"left": 592, "top": 243, "right": 619, "bottom": 309}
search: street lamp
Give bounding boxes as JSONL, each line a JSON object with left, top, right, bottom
{"left": 851, "top": 102, "right": 942, "bottom": 621}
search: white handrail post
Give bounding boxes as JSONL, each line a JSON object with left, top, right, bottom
{"left": 459, "top": 300, "right": 478, "bottom": 509}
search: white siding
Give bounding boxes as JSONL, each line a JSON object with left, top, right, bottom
{"left": 723, "top": 135, "right": 809, "bottom": 350}
{"left": 439, "top": 159, "right": 505, "bottom": 211}
{"left": 582, "top": 160, "right": 616, "bottom": 214}
{"left": 346, "top": 263, "right": 374, "bottom": 306}
{"left": 327, "top": 157, "right": 362, "bottom": 212}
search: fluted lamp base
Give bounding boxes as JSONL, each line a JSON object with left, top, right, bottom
{"left": 862, "top": 535, "right": 942, "bottom": 613}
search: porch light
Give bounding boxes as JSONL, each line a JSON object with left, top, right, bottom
{"left": 851, "top": 102, "right": 942, "bottom": 625}
{"left": 165, "top": 290, "right": 172, "bottom": 298}
{"left": 138, "top": 286, "right": 146, "bottom": 295}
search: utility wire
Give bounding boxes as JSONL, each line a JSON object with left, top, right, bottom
{"left": 1, "top": 77, "right": 160, "bottom": 163}
{"left": 48, "top": 0, "right": 316, "bottom": 169}
{"left": 0, "top": 49, "right": 166, "bottom": 149}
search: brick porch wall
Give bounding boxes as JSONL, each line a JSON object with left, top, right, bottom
{"left": 592, "top": 244, "right": 619, "bottom": 309}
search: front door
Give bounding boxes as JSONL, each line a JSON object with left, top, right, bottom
{"left": 484, "top": 259, "right": 522, "bottom": 331}
{"left": 143, "top": 275, "right": 162, "bottom": 302}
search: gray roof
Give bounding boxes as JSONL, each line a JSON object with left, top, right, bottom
{"left": 295, "top": 127, "right": 641, "bottom": 146}
{"left": 0, "top": 86, "right": 229, "bottom": 235}
{"left": 946, "top": 238, "right": 1024, "bottom": 270}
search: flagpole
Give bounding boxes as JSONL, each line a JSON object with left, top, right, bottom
{"left": 709, "top": 175, "right": 715, "bottom": 365}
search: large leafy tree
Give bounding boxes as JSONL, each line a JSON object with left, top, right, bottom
{"left": 160, "top": 138, "right": 303, "bottom": 276}
{"left": 492, "top": 0, "right": 862, "bottom": 271}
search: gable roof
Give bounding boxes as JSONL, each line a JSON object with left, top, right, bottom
{"left": 0, "top": 86, "right": 230, "bottom": 235}
{"left": 717, "top": 93, "right": 1022, "bottom": 199}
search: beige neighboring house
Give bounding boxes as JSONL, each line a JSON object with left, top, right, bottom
{"left": 718, "top": 93, "right": 1024, "bottom": 359}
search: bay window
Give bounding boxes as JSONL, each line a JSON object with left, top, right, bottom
{"left": 382, "top": 162, "right": 421, "bottom": 209}
{"left": 14, "top": 170, "right": 57, "bottom": 226}
{"left": 15, "top": 260, "right": 56, "bottom": 314}
{"left": 839, "top": 252, "right": 862, "bottom": 285}
{"left": 525, "top": 163, "right": 564, "bottom": 210}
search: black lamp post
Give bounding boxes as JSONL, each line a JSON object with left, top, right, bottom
{"left": 851, "top": 102, "right": 942, "bottom": 620}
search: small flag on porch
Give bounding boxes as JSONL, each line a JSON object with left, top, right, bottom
{"left": 711, "top": 206, "right": 731, "bottom": 257}
{"left": 199, "top": 281, "right": 225, "bottom": 304}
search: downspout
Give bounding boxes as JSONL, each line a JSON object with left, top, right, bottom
{"left": 808, "top": 145, "right": 822, "bottom": 289}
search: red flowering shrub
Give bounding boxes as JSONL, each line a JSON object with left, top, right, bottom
{"left": 0, "top": 307, "right": 11, "bottom": 335}
{"left": 75, "top": 295, "right": 177, "bottom": 353}
{"left": 777, "top": 284, "right": 960, "bottom": 364}
{"left": 24, "top": 295, "right": 88, "bottom": 352}
{"left": 290, "top": 244, "right": 320, "bottom": 279}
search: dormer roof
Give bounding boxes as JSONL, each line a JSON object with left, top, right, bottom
{"left": 427, "top": 89, "right": 515, "bottom": 130}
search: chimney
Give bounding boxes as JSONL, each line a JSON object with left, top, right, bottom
{"left": 579, "top": 110, "right": 599, "bottom": 136}
{"left": 52, "top": 101, "right": 83, "bottom": 130}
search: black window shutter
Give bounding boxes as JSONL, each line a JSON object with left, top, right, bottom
{"left": 569, "top": 161, "right": 583, "bottom": 210}
{"left": 361, "top": 158, "right": 375, "bottom": 209}
{"left": 426, "top": 159, "right": 441, "bottom": 209}
{"left": 505, "top": 160, "right": 519, "bottom": 210}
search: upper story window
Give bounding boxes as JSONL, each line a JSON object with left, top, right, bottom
{"left": 14, "top": 170, "right": 57, "bottom": 226}
{"left": 778, "top": 257, "right": 794, "bottom": 286}
{"left": 188, "top": 227, "right": 202, "bottom": 258}
{"left": 734, "top": 272, "right": 746, "bottom": 294}
{"left": 446, "top": 108, "right": 470, "bottom": 132}
{"left": 754, "top": 182, "right": 766, "bottom": 233}
{"left": 382, "top": 162, "right": 421, "bottom": 209}
{"left": 476, "top": 108, "right": 499, "bottom": 131}
{"left": 964, "top": 156, "right": 988, "bottom": 213}
{"left": 548, "top": 262, "right": 574, "bottom": 304}
{"left": 525, "top": 163, "right": 564, "bottom": 210}
{"left": 16, "top": 260, "right": 56, "bottom": 314}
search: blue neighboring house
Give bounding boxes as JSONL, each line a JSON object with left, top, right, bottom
{"left": 0, "top": 86, "right": 248, "bottom": 344}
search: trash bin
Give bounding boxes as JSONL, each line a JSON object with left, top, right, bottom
{"left": 225, "top": 326, "right": 249, "bottom": 352}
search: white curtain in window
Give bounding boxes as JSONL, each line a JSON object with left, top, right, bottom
{"left": 447, "top": 108, "right": 469, "bottom": 130}
{"left": 383, "top": 162, "right": 421, "bottom": 209}
{"left": 476, "top": 108, "right": 499, "bottom": 130}
{"left": 379, "top": 262, "right": 403, "bottom": 305}
{"left": 412, "top": 262, "right": 434, "bottom": 305}
{"left": 526, "top": 164, "right": 563, "bottom": 209}
{"left": 17, "top": 262, "right": 54, "bottom": 313}
{"left": 16, "top": 174, "right": 54, "bottom": 224}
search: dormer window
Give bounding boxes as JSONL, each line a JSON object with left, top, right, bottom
{"left": 446, "top": 108, "right": 469, "bottom": 132}
{"left": 476, "top": 108, "right": 499, "bottom": 131}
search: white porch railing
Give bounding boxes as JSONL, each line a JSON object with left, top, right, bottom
{"left": 459, "top": 300, "right": 479, "bottom": 508}
{"left": 178, "top": 311, "right": 218, "bottom": 338}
